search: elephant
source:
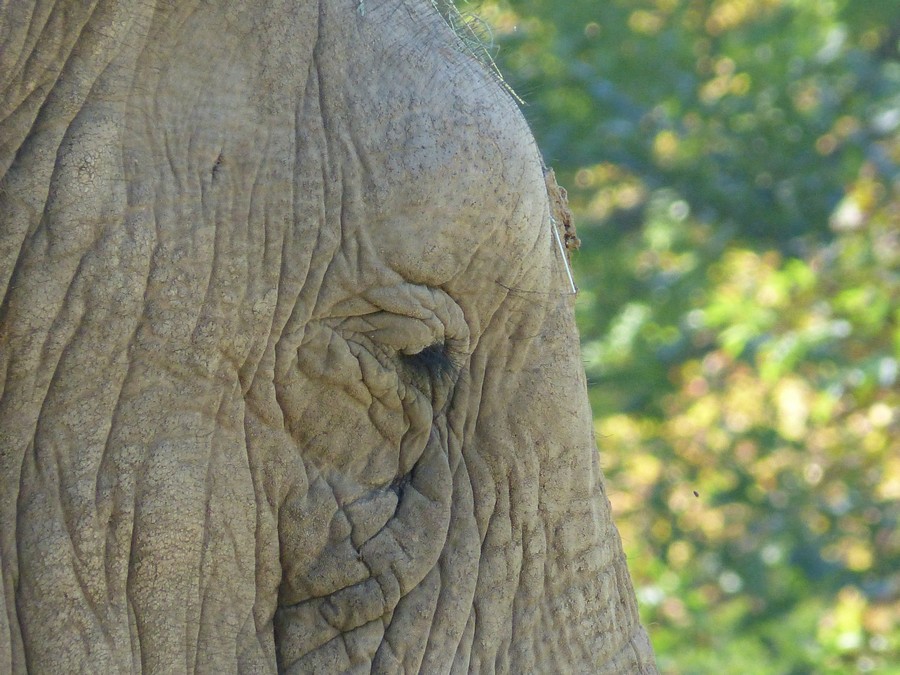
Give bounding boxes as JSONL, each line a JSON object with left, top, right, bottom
{"left": 0, "top": 0, "right": 657, "bottom": 672}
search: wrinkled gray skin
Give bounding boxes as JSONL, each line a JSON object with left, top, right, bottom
{"left": 0, "top": 1, "right": 657, "bottom": 672}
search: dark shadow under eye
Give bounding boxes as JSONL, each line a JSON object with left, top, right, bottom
{"left": 401, "top": 343, "right": 459, "bottom": 380}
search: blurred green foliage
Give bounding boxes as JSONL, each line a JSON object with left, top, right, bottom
{"left": 471, "top": 0, "right": 900, "bottom": 671}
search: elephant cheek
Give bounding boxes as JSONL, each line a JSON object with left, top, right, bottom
{"left": 273, "top": 428, "right": 453, "bottom": 671}
{"left": 269, "top": 321, "right": 454, "bottom": 668}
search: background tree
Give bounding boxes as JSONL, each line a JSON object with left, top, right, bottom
{"left": 469, "top": 0, "right": 900, "bottom": 671}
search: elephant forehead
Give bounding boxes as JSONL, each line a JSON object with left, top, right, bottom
{"left": 368, "top": 107, "right": 548, "bottom": 287}
{"left": 311, "top": 0, "right": 551, "bottom": 290}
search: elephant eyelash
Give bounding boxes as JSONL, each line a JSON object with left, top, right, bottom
{"left": 401, "top": 342, "right": 460, "bottom": 381}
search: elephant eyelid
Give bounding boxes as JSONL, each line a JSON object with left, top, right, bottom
{"left": 401, "top": 342, "right": 460, "bottom": 381}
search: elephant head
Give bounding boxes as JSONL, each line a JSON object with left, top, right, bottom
{"left": 1, "top": 1, "right": 656, "bottom": 672}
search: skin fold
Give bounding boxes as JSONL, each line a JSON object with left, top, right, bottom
{"left": 0, "top": 0, "right": 658, "bottom": 672}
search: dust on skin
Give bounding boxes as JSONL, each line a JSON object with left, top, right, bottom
{"left": 544, "top": 166, "right": 580, "bottom": 254}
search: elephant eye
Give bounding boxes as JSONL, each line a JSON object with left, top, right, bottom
{"left": 401, "top": 342, "right": 459, "bottom": 382}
